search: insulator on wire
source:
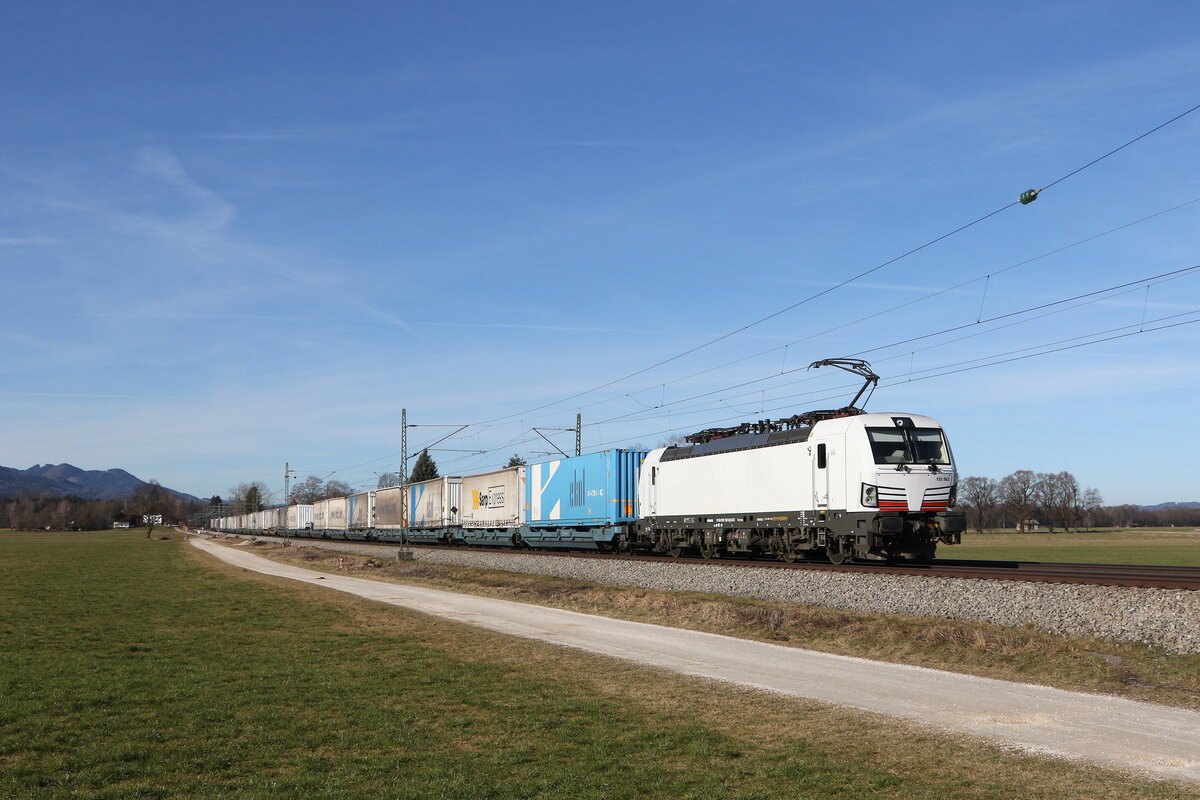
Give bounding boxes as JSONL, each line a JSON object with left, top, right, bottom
{"left": 1019, "top": 188, "right": 1041, "bottom": 205}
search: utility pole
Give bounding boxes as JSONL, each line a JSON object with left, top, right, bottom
{"left": 400, "top": 407, "right": 407, "bottom": 540}
{"left": 283, "top": 462, "right": 296, "bottom": 505}
{"left": 534, "top": 417, "right": 582, "bottom": 459}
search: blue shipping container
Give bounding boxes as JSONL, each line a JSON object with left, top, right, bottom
{"left": 525, "top": 449, "right": 646, "bottom": 528}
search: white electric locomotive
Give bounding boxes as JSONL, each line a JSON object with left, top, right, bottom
{"left": 633, "top": 409, "right": 963, "bottom": 562}
{"left": 630, "top": 359, "right": 964, "bottom": 561}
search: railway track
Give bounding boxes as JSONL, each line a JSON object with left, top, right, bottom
{"left": 228, "top": 533, "right": 1200, "bottom": 590}
{"left": 460, "top": 548, "right": 1200, "bottom": 590}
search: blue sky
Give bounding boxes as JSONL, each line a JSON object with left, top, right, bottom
{"left": 2, "top": 1, "right": 1198, "bottom": 505}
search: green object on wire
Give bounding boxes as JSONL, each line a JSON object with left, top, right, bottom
{"left": 1019, "top": 188, "right": 1040, "bottom": 205}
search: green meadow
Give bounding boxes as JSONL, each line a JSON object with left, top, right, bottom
{"left": 944, "top": 530, "right": 1200, "bottom": 565}
{"left": 0, "top": 530, "right": 1188, "bottom": 799}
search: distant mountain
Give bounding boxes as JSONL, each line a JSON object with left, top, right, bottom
{"left": 0, "top": 463, "right": 203, "bottom": 504}
{"left": 1141, "top": 501, "right": 1200, "bottom": 511}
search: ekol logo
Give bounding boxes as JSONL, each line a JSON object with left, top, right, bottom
{"left": 569, "top": 470, "right": 585, "bottom": 507}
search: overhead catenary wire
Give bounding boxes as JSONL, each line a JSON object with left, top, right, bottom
{"left": 579, "top": 312, "right": 1200, "bottom": 452}
{"left": 474, "top": 101, "right": 1200, "bottom": 427}
{"left": 581, "top": 195, "right": 1200, "bottom": 417}
{"left": 440, "top": 269, "right": 1200, "bottom": 471}
{"left": 445, "top": 192, "right": 1197, "bottom": 456}
{"left": 318, "top": 259, "right": 1200, "bottom": 479}
{"left": 310, "top": 253, "right": 1200, "bottom": 483}
{"left": 444, "top": 193, "right": 1196, "bottom": 452}
{"left": 294, "top": 105, "right": 1200, "bottom": 481}
{"left": 582, "top": 262, "right": 1200, "bottom": 427}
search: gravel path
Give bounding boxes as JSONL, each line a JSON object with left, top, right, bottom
{"left": 192, "top": 537, "right": 1200, "bottom": 786}
{"left": 219, "top": 534, "right": 1200, "bottom": 653}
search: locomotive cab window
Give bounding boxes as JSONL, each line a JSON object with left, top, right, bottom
{"left": 866, "top": 427, "right": 950, "bottom": 465}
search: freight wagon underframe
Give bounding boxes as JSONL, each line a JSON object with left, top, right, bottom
{"left": 243, "top": 524, "right": 631, "bottom": 551}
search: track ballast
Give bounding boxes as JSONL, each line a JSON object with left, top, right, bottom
{"left": 219, "top": 533, "right": 1200, "bottom": 590}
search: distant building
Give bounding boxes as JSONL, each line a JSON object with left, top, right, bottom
{"left": 1015, "top": 519, "right": 1042, "bottom": 532}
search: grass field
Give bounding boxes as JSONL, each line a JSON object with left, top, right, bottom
{"left": 222, "top": 537, "right": 1200, "bottom": 712}
{"left": 943, "top": 530, "right": 1200, "bottom": 565}
{"left": 1, "top": 530, "right": 1194, "bottom": 799}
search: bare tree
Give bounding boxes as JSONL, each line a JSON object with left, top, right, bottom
{"left": 131, "top": 480, "right": 166, "bottom": 538}
{"left": 323, "top": 480, "right": 352, "bottom": 499}
{"left": 1034, "top": 471, "right": 1082, "bottom": 533}
{"left": 229, "top": 481, "right": 270, "bottom": 512}
{"left": 48, "top": 499, "right": 71, "bottom": 531}
{"left": 6, "top": 496, "right": 36, "bottom": 531}
{"left": 1078, "top": 487, "right": 1104, "bottom": 530}
{"left": 289, "top": 475, "right": 324, "bottom": 504}
{"left": 1033, "top": 472, "right": 1057, "bottom": 533}
{"left": 376, "top": 472, "right": 401, "bottom": 489}
{"left": 959, "top": 476, "right": 999, "bottom": 534}
{"left": 999, "top": 470, "right": 1037, "bottom": 531}
{"left": 1052, "top": 471, "right": 1080, "bottom": 532}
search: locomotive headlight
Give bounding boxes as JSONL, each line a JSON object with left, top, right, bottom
{"left": 949, "top": 484, "right": 958, "bottom": 508}
{"left": 861, "top": 483, "right": 879, "bottom": 508}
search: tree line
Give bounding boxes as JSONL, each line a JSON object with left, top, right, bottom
{"left": 958, "top": 469, "right": 1199, "bottom": 532}
{"left": 3, "top": 480, "right": 202, "bottom": 534}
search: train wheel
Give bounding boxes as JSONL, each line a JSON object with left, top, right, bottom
{"left": 698, "top": 536, "right": 719, "bottom": 559}
{"left": 777, "top": 547, "right": 798, "bottom": 563}
{"left": 826, "top": 536, "right": 851, "bottom": 565}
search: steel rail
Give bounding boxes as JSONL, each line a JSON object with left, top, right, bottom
{"left": 227, "top": 533, "right": 1200, "bottom": 590}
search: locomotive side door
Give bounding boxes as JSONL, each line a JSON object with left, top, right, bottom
{"left": 811, "top": 441, "right": 829, "bottom": 509}
{"left": 646, "top": 466, "right": 658, "bottom": 516}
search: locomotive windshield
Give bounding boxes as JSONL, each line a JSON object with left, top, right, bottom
{"left": 865, "top": 427, "right": 950, "bottom": 465}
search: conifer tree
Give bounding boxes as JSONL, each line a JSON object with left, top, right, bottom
{"left": 410, "top": 449, "right": 439, "bottom": 482}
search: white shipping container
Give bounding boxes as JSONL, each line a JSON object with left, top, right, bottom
{"left": 312, "top": 500, "right": 328, "bottom": 529}
{"left": 286, "top": 504, "right": 313, "bottom": 529}
{"left": 348, "top": 492, "right": 374, "bottom": 528}
{"left": 460, "top": 467, "right": 525, "bottom": 529}
{"left": 326, "top": 496, "right": 348, "bottom": 530}
{"left": 405, "top": 477, "right": 462, "bottom": 528}
{"left": 374, "top": 486, "right": 404, "bottom": 529}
